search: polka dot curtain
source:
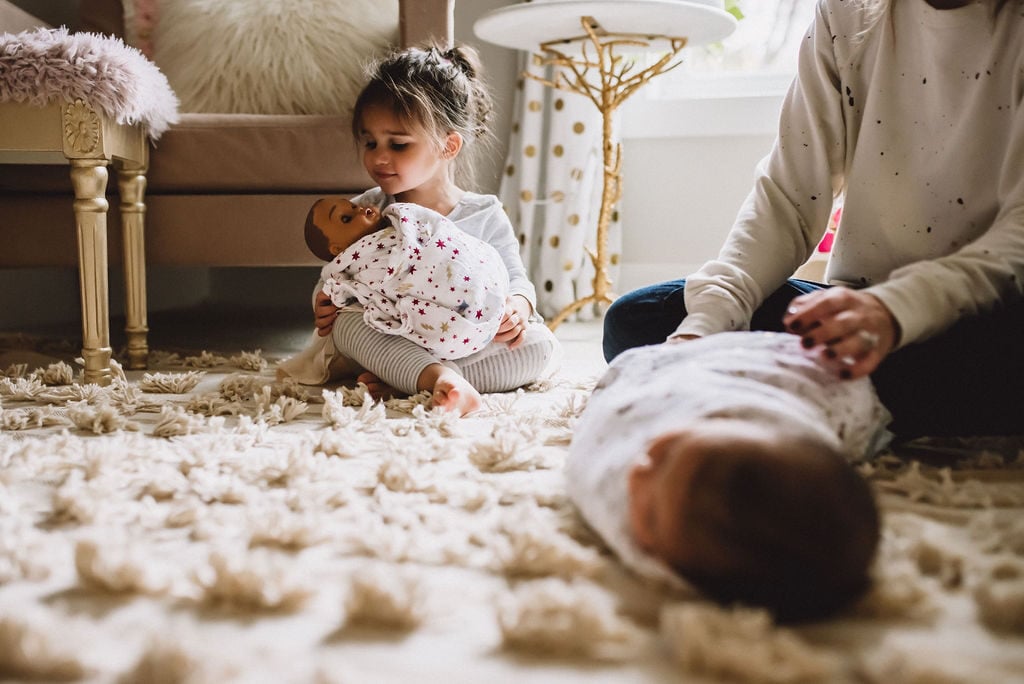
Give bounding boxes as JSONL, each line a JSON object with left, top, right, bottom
{"left": 499, "top": 54, "right": 622, "bottom": 321}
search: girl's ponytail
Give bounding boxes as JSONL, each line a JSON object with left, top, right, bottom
{"left": 445, "top": 44, "right": 494, "bottom": 148}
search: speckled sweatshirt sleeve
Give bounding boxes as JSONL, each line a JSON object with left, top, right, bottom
{"left": 677, "top": 0, "right": 1024, "bottom": 347}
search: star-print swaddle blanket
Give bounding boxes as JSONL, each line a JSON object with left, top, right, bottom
{"left": 321, "top": 203, "right": 509, "bottom": 360}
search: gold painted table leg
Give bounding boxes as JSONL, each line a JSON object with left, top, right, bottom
{"left": 118, "top": 164, "right": 149, "bottom": 369}
{"left": 529, "top": 19, "right": 687, "bottom": 332}
{"left": 548, "top": 291, "right": 616, "bottom": 330}
{"left": 70, "top": 158, "right": 113, "bottom": 386}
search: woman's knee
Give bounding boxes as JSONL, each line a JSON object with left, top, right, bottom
{"left": 873, "top": 300, "right": 1024, "bottom": 437}
{"left": 751, "top": 280, "right": 829, "bottom": 332}
{"left": 603, "top": 280, "right": 688, "bottom": 362}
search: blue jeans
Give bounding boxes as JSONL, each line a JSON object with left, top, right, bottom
{"left": 603, "top": 279, "right": 1024, "bottom": 439}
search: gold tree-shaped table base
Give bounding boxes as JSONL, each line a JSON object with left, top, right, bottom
{"left": 536, "top": 17, "right": 688, "bottom": 330}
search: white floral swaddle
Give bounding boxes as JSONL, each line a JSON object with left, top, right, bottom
{"left": 321, "top": 203, "right": 509, "bottom": 360}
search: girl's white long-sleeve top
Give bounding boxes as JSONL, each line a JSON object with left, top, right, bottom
{"left": 678, "top": 0, "right": 1024, "bottom": 347}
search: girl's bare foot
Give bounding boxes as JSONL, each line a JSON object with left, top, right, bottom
{"left": 417, "top": 364, "right": 481, "bottom": 416}
{"left": 357, "top": 371, "right": 399, "bottom": 400}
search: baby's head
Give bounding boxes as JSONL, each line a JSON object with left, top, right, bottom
{"left": 628, "top": 418, "right": 880, "bottom": 622}
{"left": 304, "top": 197, "right": 388, "bottom": 261}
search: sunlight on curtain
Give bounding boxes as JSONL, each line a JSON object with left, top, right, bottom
{"left": 498, "top": 55, "right": 618, "bottom": 321}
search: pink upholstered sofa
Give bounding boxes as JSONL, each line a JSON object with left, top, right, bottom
{"left": 0, "top": 0, "right": 454, "bottom": 270}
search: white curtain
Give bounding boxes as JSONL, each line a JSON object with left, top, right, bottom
{"left": 499, "top": 54, "right": 622, "bottom": 322}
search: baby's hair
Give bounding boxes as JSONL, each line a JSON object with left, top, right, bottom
{"left": 672, "top": 435, "right": 880, "bottom": 623}
{"left": 304, "top": 201, "right": 334, "bottom": 262}
{"left": 352, "top": 43, "right": 496, "bottom": 190}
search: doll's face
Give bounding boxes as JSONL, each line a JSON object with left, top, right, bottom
{"left": 311, "top": 198, "right": 387, "bottom": 256}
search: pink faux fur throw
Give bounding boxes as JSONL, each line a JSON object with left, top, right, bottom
{"left": 0, "top": 27, "right": 178, "bottom": 139}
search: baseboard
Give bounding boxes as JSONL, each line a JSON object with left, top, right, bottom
{"left": 0, "top": 267, "right": 212, "bottom": 331}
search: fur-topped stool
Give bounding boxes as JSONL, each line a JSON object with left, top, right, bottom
{"left": 0, "top": 26, "right": 178, "bottom": 384}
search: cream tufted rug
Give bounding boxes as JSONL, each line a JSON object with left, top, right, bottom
{"left": 1, "top": 323, "right": 1023, "bottom": 683}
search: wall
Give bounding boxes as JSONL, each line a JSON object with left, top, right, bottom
{"left": 618, "top": 134, "right": 774, "bottom": 293}
{"left": 1, "top": 0, "right": 775, "bottom": 330}
{"left": 617, "top": 91, "right": 782, "bottom": 292}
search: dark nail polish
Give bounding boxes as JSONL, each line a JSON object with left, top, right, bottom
{"left": 824, "top": 348, "right": 837, "bottom": 359}
{"left": 789, "top": 320, "right": 802, "bottom": 331}
{"left": 840, "top": 369, "right": 852, "bottom": 380}
{"left": 801, "top": 336, "right": 814, "bottom": 349}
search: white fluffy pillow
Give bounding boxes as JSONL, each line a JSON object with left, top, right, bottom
{"left": 149, "top": 0, "right": 399, "bottom": 115}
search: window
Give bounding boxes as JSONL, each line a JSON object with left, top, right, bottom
{"left": 651, "top": 0, "right": 816, "bottom": 99}
{"left": 622, "top": 0, "right": 817, "bottom": 138}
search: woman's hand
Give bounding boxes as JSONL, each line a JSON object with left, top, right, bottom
{"left": 783, "top": 286, "right": 900, "bottom": 379}
{"left": 493, "top": 295, "right": 532, "bottom": 349}
{"left": 314, "top": 291, "right": 339, "bottom": 337}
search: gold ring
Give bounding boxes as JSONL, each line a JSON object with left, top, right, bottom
{"left": 857, "top": 329, "right": 880, "bottom": 351}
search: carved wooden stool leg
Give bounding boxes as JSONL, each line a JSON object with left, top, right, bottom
{"left": 70, "top": 158, "right": 113, "bottom": 386}
{"left": 118, "top": 163, "right": 149, "bottom": 369}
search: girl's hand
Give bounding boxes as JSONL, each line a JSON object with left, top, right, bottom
{"left": 315, "top": 291, "right": 339, "bottom": 337}
{"left": 493, "top": 295, "right": 532, "bottom": 349}
{"left": 783, "top": 286, "right": 900, "bottom": 380}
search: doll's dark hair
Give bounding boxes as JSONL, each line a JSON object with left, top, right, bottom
{"left": 671, "top": 435, "right": 881, "bottom": 623}
{"left": 304, "top": 201, "right": 334, "bottom": 262}
{"left": 351, "top": 43, "right": 496, "bottom": 190}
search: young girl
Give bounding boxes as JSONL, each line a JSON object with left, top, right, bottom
{"left": 602, "top": 0, "right": 1023, "bottom": 439}
{"left": 295, "top": 44, "right": 559, "bottom": 415}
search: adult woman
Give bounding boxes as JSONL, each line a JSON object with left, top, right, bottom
{"left": 604, "top": 0, "right": 1023, "bottom": 438}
